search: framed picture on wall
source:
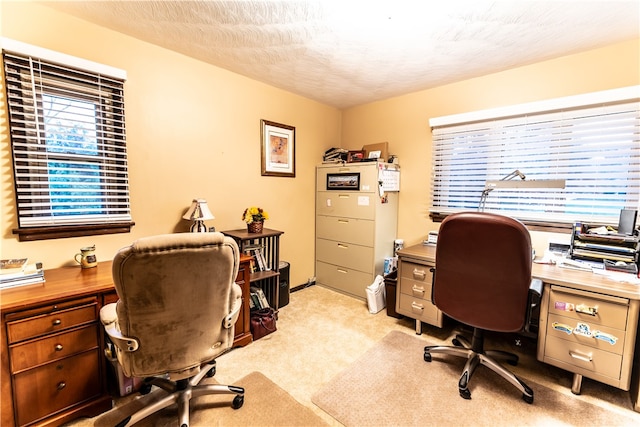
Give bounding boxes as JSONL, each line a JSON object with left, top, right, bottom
{"left": 261, "top": 119, "right": 296, "bottom": 177}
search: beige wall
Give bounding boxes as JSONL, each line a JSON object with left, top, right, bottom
{"left": 2, "top": 2, "right": 639, "bottom": 285}
{"left": 342, "top": 37, "right": 640, "bottom": 255}
{"left": 0, "top": 2, "right": 341, "bottom": 286}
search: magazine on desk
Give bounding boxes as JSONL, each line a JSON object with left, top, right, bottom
{"left": 0, "top": 261, "right": 45, "bottom": 289}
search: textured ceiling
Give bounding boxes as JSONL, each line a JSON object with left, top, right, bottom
{"left": 41, "top": 0, "right": 640, "bottom": 109}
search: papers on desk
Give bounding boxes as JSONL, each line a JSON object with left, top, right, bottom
{"left": 557, "top": 258, "right": 596, "bottom": 272}
{"left": 591, "top": 268, "right": 640, "bottom": 285}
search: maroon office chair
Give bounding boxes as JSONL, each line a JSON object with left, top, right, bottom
{"left": 424, "top": 212, "right": 534, "bottom": 403}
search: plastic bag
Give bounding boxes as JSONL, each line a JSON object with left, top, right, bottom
{"left": 366, "top": 275, "right": 386, "bottom": 314}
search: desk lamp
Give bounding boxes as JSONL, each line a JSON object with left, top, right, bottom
{"left": 479, "top": 170, "right": 565, "bottom": 211}
{"left": 183, "top": 199, "right": 214, "bottom": 232}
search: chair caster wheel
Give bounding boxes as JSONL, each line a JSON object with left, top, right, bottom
{"left": 452, "top": 338, "right": 462, "bottom": 347}
{"left": 206, "top": 366, "right": 216, "bottom": 377}
{"left": 140, "top": 382, "right": 152, "bottom": 395}
{"left": 459, "top": 388, "right": 471, "bottom": 400}
{"left": 232, "top": 395, "right": 244, "bottom": 409}
{"left": 522, "top": 393, "right": 534, "bottom": 404}
{"left": 424, "top": 351, "right": 432, "bottom": 362}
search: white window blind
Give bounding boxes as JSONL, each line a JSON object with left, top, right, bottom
{"left": 430, "top": 88, "right": 640, "bottom": 224}
{"left": 3, "top": 45, "right": 131, "bottom": 229}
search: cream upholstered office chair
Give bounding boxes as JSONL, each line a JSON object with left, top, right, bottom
{"left": 424, "top": 212, "right": 534, "bottom": 403}
{"left": 100, "top": 232, "right": 245, "bottom": 427}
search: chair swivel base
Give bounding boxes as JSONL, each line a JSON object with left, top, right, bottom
{"left": 424, "top": 332, "right": 534, "bottom": 404}
{"left": 116, "top": 361, "right": 244, "bottom": 427}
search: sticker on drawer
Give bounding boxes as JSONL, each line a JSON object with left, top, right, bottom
{"left": 573, "top": 322, "right": 593, "bottom": 338}
{"left": 554, "top": 302, "right": 575, "bottom": 312}
{"left": 552, "top": 322, "right": 573, "bottom": 334}
{"left": 593, "top": 330, "right": 618, "bottom": 345}
{"left": 551, "top": 322, "right": 618, "bottom": 345}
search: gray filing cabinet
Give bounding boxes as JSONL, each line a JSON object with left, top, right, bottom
{"left": 315, "top": 161, "right": 399, "bottom": 299}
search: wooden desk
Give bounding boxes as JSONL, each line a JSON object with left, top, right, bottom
{"left": 1, "top": 256, "right": 253, "bottom": 426}
{"left": 396, "top": 243, "right": 640, "bottom": 412}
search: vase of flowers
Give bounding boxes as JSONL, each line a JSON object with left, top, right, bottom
{"left": 242, "top": 206, "right": 269, "bottom": 233}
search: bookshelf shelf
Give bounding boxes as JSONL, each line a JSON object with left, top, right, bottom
{"left": 222, "top": 228, "right": 284, "bottom": 309}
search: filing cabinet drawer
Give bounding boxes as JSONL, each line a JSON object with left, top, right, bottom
{"left": 316, "top": 165, "right": 379, "bottom": 192}
{"left": 316, "top": 238, "right": 374, "bottom": 274}
{"left": 316, "top": 191, "right": 375, "bottom": 220}
{"left": 316, "top": 215, "right": 374, "bottom": 246}
{"left": 13, "top": 349, "right": 102, "bottom": 426}
{"left": 548, "top": 287, "right": 628, "bottom": 330}
{"left": 10, "top": 324, "right": 99, "bottom": 372}
{"left": 316, "top": 261, "right": 372, "bottom": 299}
{"left": 544, "top": 335, "right": 623, "bottom": 381}
{"left": 546, "top": 313, "right": 625, "bottom": 355}
{"left": 7, "top": 301, "right": 98, "bottom": 343}
{"left": 397, "top": 293, "right": 443, "bottom": 327}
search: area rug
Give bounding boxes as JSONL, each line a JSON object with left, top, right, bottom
{"left": 312, "top": 330, "right": 640, "bottom": 426}
{"left": 91, "top": 371, "right": 327, "bottom": 426}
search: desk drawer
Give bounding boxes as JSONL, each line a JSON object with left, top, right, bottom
{"left": 397, "top": 293, "right": 442, "bottom": 327}
{"left": 544, "top": 335, "right": 622, "bottom": 380}
{"left": 316, "top": 238, "right": 373, "bottom": 274}
{"left": 7, "top": 301, "right": 98, "bottom": 343}
{"left": 548, "top": 287, "right": 628, "bottom": 330}
{"left": 13, "top": 349, "right": 102, "bottom": 426}
{"left": 399, "top": 261, "right": 433, "bottom": 300}
{"left": 316, "top": 215, "right": 374, "bottom": 246}
{"left": 10, "top": 324, "right": 99, "bottom": 373}
{"left": 546, "top": 313, "right": 625, "bottom": 355}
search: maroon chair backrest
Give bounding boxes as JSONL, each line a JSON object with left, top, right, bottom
{"left": 434, "top": 212, "right": 532, "bottom": 332}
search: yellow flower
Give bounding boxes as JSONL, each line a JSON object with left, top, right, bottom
{"left": 242, "top": 206, "right": 269, "bottom": 224}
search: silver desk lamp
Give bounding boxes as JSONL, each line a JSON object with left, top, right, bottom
{"left": 479, "top": 170, "right": 566, "bottom": 212}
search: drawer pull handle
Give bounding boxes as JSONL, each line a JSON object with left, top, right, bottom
{"left": 576, "top": 304, "right": 598, "bottom": 316}
{"left": 411, "top": 302, "right": 424, "bottom": 312}
{"left": 52, "top": 319, "right": 62, "bottom": 326}
{"left": 569, "top": 350, "right": 593, "bottom": 363}
{"left": 57, "top": 381, "right": 66, "bottom": 390}
{"left": 55, "top": 344, "right": 63, "bottom": 351}
{"left": 337, "top": 243, "right": 348, "bottom": 249}
{"left": 337, "top": 268, "right": 348, "bottom": 274}
{"left": 337, "top": 219, "right": 349, "bottom": 224}
{"left": 412, "top": 285, "right": 425, "bottom": 297}
{"left": 412, "top": 269, "right": 426, "bottom": 280}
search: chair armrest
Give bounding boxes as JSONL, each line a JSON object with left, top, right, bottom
{"left": 223, "top": 282, "right": 243, "bottom": 329}
{"left": 99, "top": 303, "right": 139, "bottom": 352}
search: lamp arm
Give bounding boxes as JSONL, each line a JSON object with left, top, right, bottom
{"left": 501, "top": 169, "right": 526, "bottom": 181}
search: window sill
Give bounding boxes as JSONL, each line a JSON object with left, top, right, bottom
{"left": 13, "top": 222, "right": 135, "bottom": 242}
{"left": 429, "top": 212, "right": 572, "bottom": 234}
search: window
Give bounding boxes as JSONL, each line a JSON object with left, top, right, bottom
{"left": 2, "top": 39, "right": 133, "bottom": 241}
{"left": 429, "top": 87, "right": 640, "bottom": 228}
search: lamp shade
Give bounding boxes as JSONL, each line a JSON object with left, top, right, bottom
{"left": 183, "top": 199, "right": 215, "bottom": 221}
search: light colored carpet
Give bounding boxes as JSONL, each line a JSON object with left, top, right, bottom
{"left": 312, "top": 330, "right": 640, "bottom": 426}
{"left": 65, "top": 285, "right": 640, "bottom": 426}
{"left": 90, "top": 371, "right": 327, "bottom": 426}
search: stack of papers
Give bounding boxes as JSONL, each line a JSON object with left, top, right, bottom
{"left": 0, "top": 259, "right": 45, "bottom": 289}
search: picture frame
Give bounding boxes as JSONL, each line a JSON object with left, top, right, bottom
{"left": 326, "top": 172, "right": 360, "bottom": 191}
{"left": 261, "top": 119, "right": 295, "bottom": 177}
